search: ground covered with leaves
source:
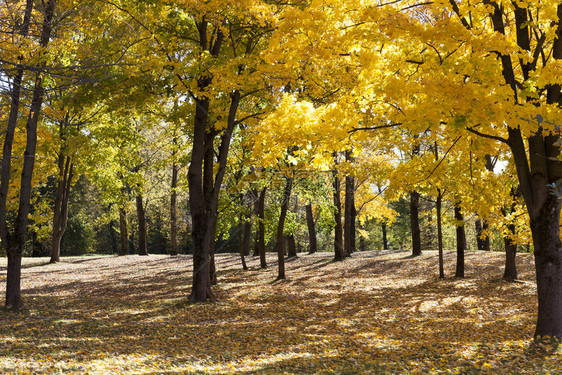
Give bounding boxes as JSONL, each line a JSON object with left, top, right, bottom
{"left": 0, "top": 250, "right": 560, "bottom": 374}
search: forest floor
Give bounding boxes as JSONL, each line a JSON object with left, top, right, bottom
{"left": 0, "top": 250, "right": 560, "bottom": 374}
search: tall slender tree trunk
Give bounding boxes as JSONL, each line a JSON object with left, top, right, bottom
{"left": 410, "top": 139, "right": 422, "bottom": 257}
{"left": 305, "top": 203, "right": 317, "bottom": 254}
{"left": 188, "top": 52, "right": 239, "bottom": 302}
{"left": 50, "top": 154, "right": 73, "bottom": 263}
{"left": 382, "top": 222, "right": 388, "bottom": 250}
{"left": 0, "top": 0, "right": 33, "bottom": 247}
{"left": 410, "top": 191, "right": 422, "bottom": 257}
{"left": 344, "top": 151, "right": 355, "bottom": 256}
{"left": 475, "top": 218, "right": 490, "bottom": 251}
{"left": 436, "top": 189, "right": 444, "bottom": 279}
{"left": 256, "top": 187, "right": 267, "bottom": 268}
{"left": 333, "top": 169, "right": 344, "bottom": 261}
{"left": 276, "top": 177, "right": 293, "bottom": 280}
{"left": 1, "top": 0, "right": 31, "bottom": 308}
{"left": 454, "top": 201, "right": 466, "bottom": 278}
{"left": 119, "top": 207, "right": 129, "bottom": 255}
{"left": 238, "top": 192, "right": 251, "bottom": 270}
{"left": 4, "top": 0, "right": 56, "bottom": 308}
{"left": 242, "top": 220, "right": 252, "bottom": 258}
{"left": 136, "top": 194, "right": 148, "bottom": 256}
{"left": 351, "top": 203, "right": 357, "bottom": 253}
{"left": 503, "top": 223, "right": 518, "bottom": 281}
{"left": 502, "top": 188, "right": 519, "bottom": 281}
{"left": 170, "top": 159, "right": 179, "bottom": 256}
{"left": 238, "top": 213, "right": 248, "bottom": 271}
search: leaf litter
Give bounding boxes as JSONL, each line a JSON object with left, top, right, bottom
{"left": 0, "top": 250, "right": 560, "bottom": 374}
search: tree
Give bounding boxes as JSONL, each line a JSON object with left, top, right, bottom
{"left": 332, "top": 166, "right": 345, "bottom": 261}
{"left": 276, "top": 176, "right": 293, "bottom": 280}
{"left": 0, "top": 0, "right": 57, "bottom": 308}
{"left": 377, "top": 0, "right": 562, "bottom": 336}
{"left": 305, "top": 203, "right": 318, "bottom": 254}
{"left": 454, "top": 201, "right": 467, "bottom": 278}
{"left": 344, "top": 150, "right": 356, "bottom": 255}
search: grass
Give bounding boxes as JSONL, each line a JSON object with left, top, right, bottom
{"left": 0, "top": 250, "right": 560, "bottom": 374}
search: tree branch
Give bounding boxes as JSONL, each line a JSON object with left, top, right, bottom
{"left": 349, "top": 122, "right": 402, "bottom": 134}
{"left": 466, "top": 126, "right": 509, "bottom": 145}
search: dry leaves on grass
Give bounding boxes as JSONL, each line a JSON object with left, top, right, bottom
{"left": 0, "top": 250, "right": 560, "bottom": 374}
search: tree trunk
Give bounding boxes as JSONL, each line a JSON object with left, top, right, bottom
{"left": 210, "top": 238, "right": 217, "bottom": 285}
{"left": 119, "top": 207, "right": 129, "bottom": 256}
{"left": 0, "top": 0, "right": 33, "bottom": 248}
{"left": 50, "top": 154, "right": 73, "bottom": 263}
{"left": 351, "top": 202, "right": 357, "bottom": 253}
{"left": 503, "top": 223, "right": 518, "bottom": 281}
{"left": 136, "top": 194, "right": 148, "bottom": 256}
{"left": 382, "top": 222, "right": 388, "bottom": 250}
{"left": 238, "top": 218, "right": 248, "bottom": 271}
{"left": 5, "top": 0, "right": 56, "bottom": 309}
{"left": 257, "top": 187, "right": 267, "bottom": 268}
{"left": 501, "top": 189, "right": 519, "bottom": 281}
{"left": 344, "top": 151, "right": 355, "bottom": 256}
{"left": 170, "top": 160, "right": 179, "bottom": 256}
{"left": 305, "top": 203, "right": 317, "bottom": 254}
{"left": 474, "top": 1, "right": 562, "bottom": 337}
{"left": 531, "top": 194, "right": 562, "bottom": 337}
{"left": 333, "top": 169, "right": 344, "bottom": 261}
{"left": 238, "top": 192, "right": 251, "bottom": 270}
{"left": 475, "top": 218, "right": 491, "bottom": 251}
{"left": 188, "top": 55, "right": 238, "bottom": 302}
{"left": 242, "top": 220, "right": 252, "bottom": 260}
{"left": 436, "top": 189, "right": 444, "bottom": 279}
{"left": 287, "top": 234, "right": 297, "bottom": 258}
{"left": 410, "top": 191, "right": 422, "bottom": 257}
{"left": 276, "top": 177, "right": 293, "bottom": 280}
{"left": 454, "top": 202, "right": 466, "bottom": 278}
{"left": 5, "top": 251, "right": 23, "bottom": 309}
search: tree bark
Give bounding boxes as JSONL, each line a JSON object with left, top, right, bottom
{"left": 170, "top": 160, "right": 179, "bottom": 256}
{"left": 503, "top": 223, "right": 518, "bottom": 281}
{"left": 210, "top": 238, "right": 217, "bottom": 285}
{"left": 382, "top": 222, "right": 389, "bottom": 250}
{"left": 0, "top": 0, "right": 33, "bottom": 247}
{"left": 344, "top": 151, "right": 355, "bottom": 256}
{"left": 4, "top": 0, "right": 56, "bottom": 309}
{"left": 238, "top": 192, "right": 251, "bottom": 270}
{"left": 276, "top": 177, "right": 293, "bottom": 280}
{"left": 305, "top": 203, "right": 317, "bottom": 254}
{"left": 333, "top": 168, "right": 344, "bottom": 261}
{"left": 287, "top": 234, "right": 297, "bottom": 258}
{"left": 50, "top": 154, "right": 73, "bottom": 263}
{"left": 410, "top": 191, "right": 422, "bottom": 257}
{"left": 136, "top": 194, "right": 148, "bottom": 256}
{"left": 238, "top": 216, "right": 248, "bottom": 271}
{"left": 351, "top": 203, "right": 357, "bottom": 253}
{"left": 454, "top": 201, "right": 466, "bottom": 278}
{"left": 436, "top": 189, "right": 444, "bottom": 279}
{"left": 188, "top": 50, "right": 239, "bottom": 302}
{"left": 501, "top": 189, "right": 519, "bottom": 281}
{"left": 530, "top": 194, "right": 562, "bottom": 336}
{"left": 255, "top": 187, "right": 267, "bottom": 268}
